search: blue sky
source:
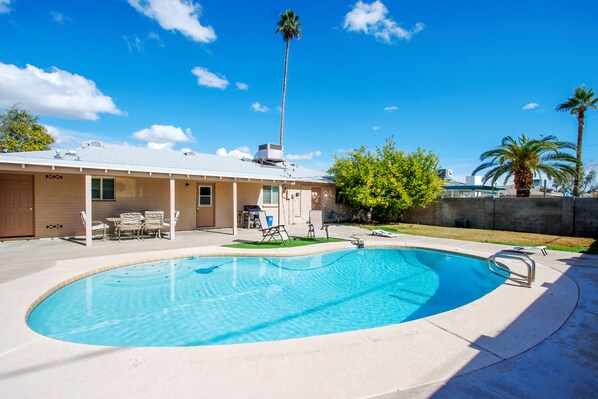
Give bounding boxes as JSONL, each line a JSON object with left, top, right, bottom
{"left": 1, "top": 0, "right": 597, "bottom": 181}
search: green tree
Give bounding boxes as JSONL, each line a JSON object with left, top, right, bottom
{"left": 552, "top": 164, "right": 597, "bottom": 196}
{"left": 275, "top": 9, "right": 301, "bottom": 148}
{"left": 472, "top": 134, "right": 577, "bottom": 197}
{"left": 0, "top": 105, "right": 55, "bottom": 152}
{"left": 556, "top": 85, "right": 598, "bottom": 197}
{"left": 329, "top": 138, "right": 444, "bottom": 222}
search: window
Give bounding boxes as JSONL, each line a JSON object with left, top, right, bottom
{"left": 335, "top": 188, "right": 347, "bottom": 204}
{"left": 263, "top": 185, "right": 279, "bottom": 205}
{"left": 198, "top": 185, "right": 212, "bottom": 207}
{"left": 92, "top": 177, "right": 115, "bottom": 200}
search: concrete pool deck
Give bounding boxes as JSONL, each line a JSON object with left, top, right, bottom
{"left": 0, "top": 225, "right": 596, "bottom": 398}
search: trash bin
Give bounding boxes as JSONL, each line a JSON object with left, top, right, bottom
{"left": 266, "top": 216, "right": 273, "bottom": 227}
{"left": 455, "top": 218, "right": 470, "bottom": 228}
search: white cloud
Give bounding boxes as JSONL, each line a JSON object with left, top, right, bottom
{"left": 0, "top": 0, "right": 12, "bottom": 14}
{"left": 180, "top": 146, "right": 192, "bottom": 153}
{"left": 0, "top": 62, "right": 123, "bottom": 120}
{"left": 522, "top": 102, "right": 539, "bottom": 110}
{"left": 191, "top": 66, "right": 228, "bottom": 89}
{"left": 384, "top": 106, "right": 398, "bottom": 111}
{"left": 50, "top": 11, "right": 72, "bottom": 23}
{"left": 44, "top": 125, "right": 96, "bottom": 148}
{"left": 343, "top": 1, "right": 424, "bottom": 44}
{"left": 148, "top": 31, "right": 165, "bottom": 47}
{"left": 132, "top": 124, "right": 194, "bottom": 149}
{"left": 236, "top": 82, "right": 249, "bottom": 91}
{"left": 127, "top": 0, "right": 216, "bottom": 43}
{"left": 372, "top": 126, "right": 380, "bottom": 130}
{"left": 287, "top": 151, "right": 322, "bottom": 161}
{"left": 251, "top": 102, "right": 269, "bottom": 113}
{"left": 124, "top": 35, "right": 144, "bottom": 53}
{"left": 216, "top": 146, "right": 252, "bottom": 159}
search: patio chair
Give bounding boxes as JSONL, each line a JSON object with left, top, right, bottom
{"left": 115, "top": 212, "right": 143, "bottom": 242}
{"left": 258, "top": 212, "right": 289, "bottom": 245}
{"left": 162, "top": 210, "right": 180, "bottom": 238}
{"left": 80, "top": 211, "right": 109, "bottom": 240}
{"left": 143, "top": 211, "right": 164, "bottom": 238}
{"left": 307, "top": 210, "right": 329, "bottom": 240}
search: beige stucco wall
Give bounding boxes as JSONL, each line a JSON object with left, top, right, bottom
{"left": 34, "top": 172, "right": 84, "bottom": 238}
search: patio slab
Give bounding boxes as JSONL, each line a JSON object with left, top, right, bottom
{"left": 0, "top": 225, "right": 595, "bottom": 398}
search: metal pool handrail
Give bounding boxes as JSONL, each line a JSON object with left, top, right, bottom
{"left": 487, "top": 252, "right": 536, "bottom": 288}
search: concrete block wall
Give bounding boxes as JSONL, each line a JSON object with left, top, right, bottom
{"left": 402, "top": 197, "right": 598, "bottom": 238}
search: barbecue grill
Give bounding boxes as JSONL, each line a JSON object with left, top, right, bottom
{"left": 243, "top": 205, "right": 262, "bottom": 228}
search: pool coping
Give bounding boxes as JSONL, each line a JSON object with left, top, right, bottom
{"left": 0, "top": 238, "right": 579, "bottom": 398}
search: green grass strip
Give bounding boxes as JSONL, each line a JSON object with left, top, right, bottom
{"left": 223, "top": 236, "right": 345, "bottom": 249}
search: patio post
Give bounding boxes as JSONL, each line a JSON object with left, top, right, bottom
{"left": 169, "top": 177, "right": 175, "bottom": 240}
{"left": 232, "top": 181, "right": 238, "bottom": 236}
{"left": 85, "top": 174, "right": 92, "bottom": 246}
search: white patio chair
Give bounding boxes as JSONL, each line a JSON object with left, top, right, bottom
{"left": 80, "top": 211, "right": 109, "bottom": 240}
{"left": 143, "top": 211, "right": 164, "bottom": 238}
{"left": 307, "top": 210, "right": 329, "bottom": 240}
{"left": 115, "top": 212, "right": 143, "bottom": 242}
{"left": 258, "top": 212, "right": 289, "bottom": 245}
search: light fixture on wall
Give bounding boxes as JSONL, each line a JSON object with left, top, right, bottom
{"left": 185, "top": 182, "right": 190, "bottom": 188}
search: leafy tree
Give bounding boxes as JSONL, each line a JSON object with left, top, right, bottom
{"left": 0, "top": 105, "right": 55, "bottom": 152}
{"left": 472, "top": 134, "right": 577, "bottom": 197}
{"left": 275, "top": 9, "right": 301, "bottom": 147}
{"left": 329, "top": 138, "right": 444, "bottom": 222}
{"left": 556, "top": 85, "right": 598, "bottom": 197}
{"left": 552, "top": 165, "right": 597, "bottom": 196}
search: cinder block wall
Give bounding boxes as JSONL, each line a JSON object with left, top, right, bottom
{"left": 402, "top": 197, "right": 598, "bottom": 238}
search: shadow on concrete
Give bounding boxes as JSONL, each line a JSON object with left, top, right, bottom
{"left": 386, "top": 252, "right": 598, "bottom": 398}
{"left": 0, "top": 346, "right": 128, "bottom": 381}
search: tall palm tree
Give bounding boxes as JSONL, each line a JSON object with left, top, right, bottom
{"left": 472, "top": 134, "right": 577, "bottom": 197}
{"left": 275, "top": 9, "right": 301, "bottom": 148}
{"left": 556, "top": 85, "right": 598, "bottom": 197}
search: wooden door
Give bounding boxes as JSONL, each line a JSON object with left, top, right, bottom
{"left": 196, "top": 184, "right": 215, "bottom": 227}
{"left": 0, "top": 174, "right": 34, "bottom": 237}
{"left": 311, "top": 187, "right": 322, "bottom": 211}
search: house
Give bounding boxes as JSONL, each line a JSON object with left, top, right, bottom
{"left": 0, "top": 142, "right": 339, "bottom": 245}
{"left": 440, "top": 176, "right": 503, "bottom": 198}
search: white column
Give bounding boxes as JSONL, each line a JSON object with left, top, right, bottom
{"left": 278, "top": 184, "right": 283, "bottom": 225}
{"left": 169, "top": 178, "right": 176, "bottom": 240}
{"left": 85, "top": 174, "right": 92, "bottom": 246}
{"left": 232, "top": 181, "right": 238, "bottom": 236}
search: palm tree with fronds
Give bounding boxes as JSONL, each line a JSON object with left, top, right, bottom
{"left": 275, "top": 9, "right": 302, "bottom": 148}
{"left": 556, "top": 85, "right": 598, "bottom": 197}
{"left": 472, "top": 134, "right": 577, "bottom": 197}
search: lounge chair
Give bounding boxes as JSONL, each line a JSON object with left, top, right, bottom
{"left": 115, "top": 212, "right": 143, "bottom": 241}
{"left": 258, "top": 212, "right": 289, "bottom": 245}
{"left": 503, "top": 245, "right": 547, "bottom": 256}
{"left": 372, "top": 229, "right": 399, "bottom": 238}
{"left": 307, "top": 210, "right": 329, "bottom": 240}
{"left": 80, "top": 211, "right": 109, "bottom": 240}
{"left": 143, "top": 211, "right": 164, "bottom": 238}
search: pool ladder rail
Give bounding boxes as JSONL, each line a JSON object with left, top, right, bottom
{"left": 487, "top": 252, "right": 536, "bottom": 288}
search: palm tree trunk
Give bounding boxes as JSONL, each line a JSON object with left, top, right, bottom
{"left": 573, "top": 112, "right": 584, "bottom": 197}
{"left": 279, "top": 38, "right": 290, "bottom": 147}
{"left": 515, "top": 167, "right": 533, "bottom": 197}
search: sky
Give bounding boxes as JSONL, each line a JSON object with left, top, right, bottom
{"left": 1, "top": 0, "right": 597, "bottom": 182}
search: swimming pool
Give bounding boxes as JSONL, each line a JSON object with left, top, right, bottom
{"left": 27, "top": 248, "right": 506, "bottom": 347}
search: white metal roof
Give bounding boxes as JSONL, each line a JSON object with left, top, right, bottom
{"left": 0, "top": 143, "right": 333, "bottom": 184}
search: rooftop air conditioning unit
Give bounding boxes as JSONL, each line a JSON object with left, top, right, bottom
{"left": 255, "top": 143, "right": 284, "bottom": 163}
{"left": 85, "top": 140, "right": 103, "bottom": 148}
{"left": 438, "top": 169, "right": 453, "bottom": 179}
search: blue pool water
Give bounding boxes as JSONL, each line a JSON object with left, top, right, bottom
{"left": 27, "top": 248, "right": 506, "bottom": 347}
